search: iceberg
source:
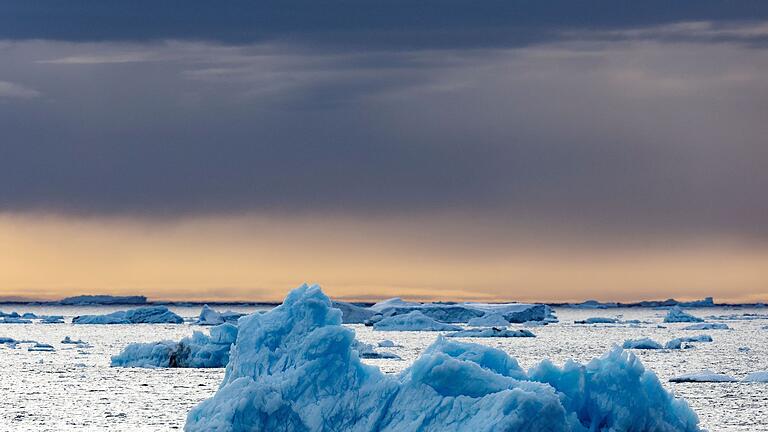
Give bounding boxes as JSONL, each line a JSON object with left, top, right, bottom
{"left": 0, "top": 317, "right": 32, "bottom": 324}
{"left": 446, "top": 327, "right": 535, "bottom": 338}
{"left": 369, "top": 298, "right": 553, "bottom": 324}
{"left": 566, "top": 300, "right": 618, "bottom": 309}
{"left": 353, "top": 341, "right": 402, "bottom": 360}
{"left": 196, "top": 305, "right": 245, "bottom": 326}
{"left": 574, "top": 317, "right": 619, "bottom": 324}
{"left": 112, "top": 323, "right": 237, "bottom": 368}
{"left": 40, "top": 315, "right": 65, "bottom": 324}
{"left": 682, "top": 323, "right": 729, "bottom": 330}
{"left": 742, "top": 371, "right": 768, "bottom": 383}
{"left": 466, "top": 313, "right": 509, "bottom": 327}
{"left": 664, "top": 335, "right": 713, "bottom": 350}
{"left": 373, "top": 311, "right": 462, "bottom": 331}
{"left": 185, "top": 284, "right": 701, "bottom": 432}
{"left": 0, "top": 311, "right": 20, "bottom": 318}
{"left": 21, "top": 312, "right": 38, "bottom": 319}
{"left": 377, "top": 340, "right": 399, "bottom": 348}
{"left": 622, "top": 338, "right": 663, "bottom": 350}
{"left": 28, "top": 342, "right": 55, "bottom": 352}
{"left": 332, "top": 301, "right": 375, "bottom": 324}
{"left": 59, "top": 295, "right": 148, "bottom": 305}
{"left": 670, "top": 371, "right": 736, "bottom": 383}
{"left": 61, "top": 336, "right": 87, "bottom": 345}
{"left": 0, "top": 336, "right": 16, "bottom": 345}
{"left": 664, "top": 307, "right": 704, "bottom": 323}
{"left": 73, "top": 306, "right": 183, "bottom": 324}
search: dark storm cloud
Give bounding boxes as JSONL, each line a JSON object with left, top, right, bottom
{"left": 1, "top": 0, "right": 768, "bottom": 48}
{"left": 0, "top": 3, "right": 767, "bottom": 242}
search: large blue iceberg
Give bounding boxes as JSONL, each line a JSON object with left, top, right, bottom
{"left": 73, "top": 306, "right": 183, "bottom": 324}
{"left": 112, "top": 323, "right": 237, "bottom": 368}
{"left": 185, "top": 284, "right": 701, "bottom": 432}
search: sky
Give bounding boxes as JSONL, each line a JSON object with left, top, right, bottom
{"left": 1, "top": 1, "right": 767, "bottom": 302}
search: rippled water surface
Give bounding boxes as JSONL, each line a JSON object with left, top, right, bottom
{"left": 1, "top": 305, "right": 767, "bottom": 431}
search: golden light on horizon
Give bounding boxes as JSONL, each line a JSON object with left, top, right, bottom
{"left": 1, "top": 213, "right": 766, "bottom": 303}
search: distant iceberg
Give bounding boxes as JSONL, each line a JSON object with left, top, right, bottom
{"left": 40, "top": 315, "right": 65, "bottom": 324}
{"left": 28, "top": 342, "right": 55, "bottom": 352}
{"left": 332, "top": 301, "right": 375, "bottom": 324}
{"left": 0, "top": 317, "right": 32, "bottom": 324}
{"left": 112, "top": 323, "right": 237, "bottom": 368}
{"left": 352, "top": 340, "right": 401, "bottom": 360}
{"left": 373, "top": 310, "right": 462, "bottom": 331}
{"left": 196, "top": 305, "right": 244, "bottom": 326}
{"left": 446, "top": 327, "right": 535, "bottom": 338}
{"left": 670, "top": 371, "right": 736, "bottom": 383}
{"left": 466, "top": 313, "right": 509, "bottom": 327}
{"left": 73, "top": 306, "right": 183, "bottom": 324}
{"left": 664, "top": 307, "right": 704, "bottom": 323}
{"left": 682, "top": 323, "right": 729, "bottom": 331}
{"left": 566, "top": 300, "right": 619, "bottom": 309}
{"left": 622, "top": 338, "right": 663, "bottom": 350}
{"left": 59, "top": 295, "right": 148, "bottom": 305}
{"left": 664, "top": 335, "right": 713, "bottom": 350}
{"left": 368, "top": 298, "right": 555, "bottom": 324}
{"left": 185, "top": 284, "right": 701, "bottom": 432}
{"left": 575, "top": 317, "right": 619, "bottom": 324}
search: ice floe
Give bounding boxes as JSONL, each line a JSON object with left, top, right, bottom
{"left": 467, "top": 313, "right": 509, "bottom": 327}
{"left": 28, "top": 342, "right": 55, "bottom": 352}
{"left": 185, "top": 284, "right": 701, "bottom": 432}
{"left": 575, "top": 317, "right": 619, "bottom": 324}
{"left": 196, "top": 305, "right": 244, "bottom": 326}
{"left": 682, "top": 323, "right": 729, "bottom": 331}
{"left": 742, "top": 372, "right": 768, "bottom": 382}
{"left": 622, "top": 338, "right": 663, "bottom": 350}
{"left": 670, "top": 371, "right": 736, "bottom": 383}
{"left": 368, "top": 298, "right": 554, "bottom": 324}
{"left": 664, "top": 335, "right": 713, "bottom": 349}
{"left": 111, "top": 323, "right": 237, "bottom": 368}
{"left": 373, "top": 311, "right": 462, "bottom": 331}
{"left": 73, "top": 306, "right": 183, "bottom": 324}
{"left": 664, "top": 307, "right": 704, "bottom": 323}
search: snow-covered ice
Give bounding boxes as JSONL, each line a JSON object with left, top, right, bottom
{"left": 664, "top": 307, "right": 704, "bottom": 323}
{"left": 683, "top": 323, "right": 729, "bottom": 331}
{"left": 622, "top": 338, "right": 663, "bottom": 349}
{"left": 369, "top": 298, "right": 554, "bottom": 324}
{"left": 466, "top": 313, "right": 509, "bottom": 327}
{"left": 195, "top": 305, "right": 244, "bottom": 326}
{"left": 373, "top": 311, "right": 462, "bottom": 331}
{"left": 185, "top": 284, "right": 701, "bottom": 432}
{"left": 670, "top": 371, "right": 737, "bottom": 383}
{"left": 665, "top": 335, "right": 713, "bottom": 350}
{"left": 112, "top": 323, "right": 237, "bottom": 368}
{"left": 73, "top": 306, "right": 184, "bottom": 324}
{"left": 742, "top": 372, "right": 768, "bottom": 383}
{"left": 446, "top": 327, "right": 535, "bottom": 338}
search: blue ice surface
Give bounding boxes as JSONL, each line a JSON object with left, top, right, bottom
{"left": 622, "top": 338, "right": 663, "bottom": 350}
{"left": 332, "top": 301, "right": 376, "bottom": 324}
{"left": 73, "top": 306, "right": 183, "bottom": 324}
{"left": 369, "top": 298, "right": 556, "bottom": 324}
{"left": 664, "top": 335, "right": 713, "bottom": 349}
{"left": 185, "top": 284, "right": 702, "bottom": 432}
{"left": 111, "top": 323, "right": 237, "bottom": 368}
{"left": 196, "top": 305, "right": 244, "bottom": 326}
{"left": 446, "top": 327, "right": 535, "bottom": 338}
{"left": 466, "top": 313, "right": 510, "bottom": 327}
{"left": 664, "top": 306, "right": 704, "bottom": 323}
{"left": 373, "top": 310, "right": 463, "bottom": 331}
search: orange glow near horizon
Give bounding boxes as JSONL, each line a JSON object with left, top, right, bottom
{"left": 1, "top": 213, "right": 766, "bottom": 303}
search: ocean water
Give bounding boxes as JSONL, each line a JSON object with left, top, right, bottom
{"left": 1, "top": 305, "right": 767, "bottom": 431}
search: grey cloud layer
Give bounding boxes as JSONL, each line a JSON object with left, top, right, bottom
{"left": 1, "top": 4, "right": 767, "bottom": 242}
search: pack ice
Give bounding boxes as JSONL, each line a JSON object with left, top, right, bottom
{"left": 185, "top": 284, "right": 701, "bottom": 432}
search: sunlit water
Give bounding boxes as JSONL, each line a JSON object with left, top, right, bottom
{"left": 1, "top": 305, "right": 767, "bottom": 431}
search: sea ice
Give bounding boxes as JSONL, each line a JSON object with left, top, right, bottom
{"left": 742, "top": 372, "right": 768, "bottom": 382}
{"left": 446, "top": 327, "right": 535, "bottom": 338}
{"left": 377, "top": 340, "right": 399, "bottom": 348}
{"left": 353, "top": 341, "right": 402, "bottom": 360}
{"left": 682, "top": 323, "right": 729, "bottom": 331}
{"left": 0, "top": 317, "right": 32, "bottom": 324}
{"left": 664, "top": 335, "right": 713, "bottom": 350}
{"left": 185, "top": 284, "right": 701, "bottom": 432}
{"left": 622, "top": 338, "right": 663, "bottom": 350}
{"left": 369, "top": 298, "right": 553, "bottom": 324}
{"left": 196, "top": 305, "right": 244, "bottom": 326}
{"left": 574, "top": 317, "right": 619, "bottom": 324}
{"left": 466, "top": 313, "right": 509, "bottom": 327}
{"left": 332, "top": 301, "right": 375, "bottom": 324}
{"left": 73, "top": 306, "right": 183, "bottom": 324}
{"left": 61, "top": 336, "right": 87, "bottom": 345}
{"left": 669, "top": 371, "right": 736, "bottom": 383}
{"left": 664, "top": 307, "right": 704, "bottom": 323}
{"left": 28, "top": 342, "right": 55, "bottom": 352}
{"left": 373, "top": 310, "right": 462, "bottom": 331}
{"left": 111, "top": 323, "right": 237, "bottom": 368}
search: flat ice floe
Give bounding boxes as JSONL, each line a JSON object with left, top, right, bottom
{"left": 185, "top": 284, "right": 701, "bottom": 432}
{"left": 664, "top": 307, "right": 704, "bottom": 323}
{"left": 670, "top": 371, "right": 737, "bottom": 383}
{"left": 742, "top": 372, "right": 768, "bottom": 382}
{"left": 622, "top": 338, "right": 663, "bottom": 349}
{"left": 373, "top": 310, "right": 462, "bottom": 331}
{"left": 664, "top": 335, "right": 713, "bottom": 349}
{"left": 574, "top": 317, "right": 619, "bottom": 324}
{"left": 682, "top": 323, "right": 729, "bottom": 330}
{"left": 73, "top": 306, "right": 184, "bottom": 324}
{"left": 446, "top": 327, "right": 535, "bottom": 338}
{"left": 111, "top": 323, "right": 237, "bottom": 368}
